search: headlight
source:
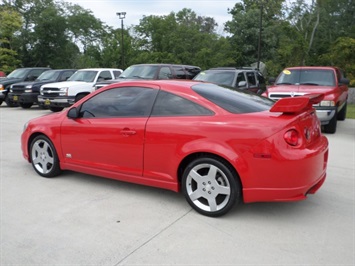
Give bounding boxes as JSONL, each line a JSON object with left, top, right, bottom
{"left": 25, "top": 85, "right": 33, "bottom": 89}
{"left": 320, "top": 100, "right": 335, "bottom": 107}
{"left": 59, "top": 87, "right": 69, "bottom": 96}
{"left": 0, "top": 84, "right": 4, "bottom": 90}
{"left": 24, "top": 89, "right": 33, "bottom": 93}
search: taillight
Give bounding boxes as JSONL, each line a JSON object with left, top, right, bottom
{"left": 284, "top": 129, "right": 300, "bottom": 146}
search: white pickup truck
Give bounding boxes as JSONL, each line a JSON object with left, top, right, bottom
{"left": 38, "top": 68, "right": 122, "bottom": 112}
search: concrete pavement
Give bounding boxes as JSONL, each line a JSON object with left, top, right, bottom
{"left": 0, "top": 106, "right": 354, "bottom": 265}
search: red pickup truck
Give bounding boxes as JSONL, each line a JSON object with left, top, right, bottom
{"left": 264, "top": 66, "right": 349, "bottom": 133}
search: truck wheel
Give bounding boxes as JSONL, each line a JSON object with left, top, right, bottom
{"left": 5, "top": 95, "right": 19, "bottom": 107}
{"left": 20, "top": 102, "right": 33, "bottom": 109}
{"left": 324, "top": 110, "right": 337, "bottom": 134}
{"left": 49, "top": 107, "right": 64, "bottom": 112}
{"left": 337, "top": 102, "right": 347, "bottom": 121}
{"left": 0, "top": 100, "right": 3, "bottom": 105}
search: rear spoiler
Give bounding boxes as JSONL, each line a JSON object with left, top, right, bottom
{"left": 270, "top": 94, "right": 324, "bottom": 114}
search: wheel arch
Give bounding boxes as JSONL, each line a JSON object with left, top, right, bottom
{"left": 177, "top": 152, "right": 243, "bottom": 193}
{"left": 27, "top": 132, "right": 61, "bottom": 163}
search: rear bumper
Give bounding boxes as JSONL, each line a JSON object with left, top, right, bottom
{"left": 242, "top": 135, "right": 329, "bottom": 203}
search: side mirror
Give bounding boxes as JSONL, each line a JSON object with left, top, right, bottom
{"left": 67, "top": 107, "right": 79, "bottom": 119}
{"left": 238, "top": 81, "right": 247, "bottom": 88}
{"left": 339, "top": 77, "right": 350, "bottom": 85}
{"left": 268, "top": 77, "right": 276, "bottom": 84}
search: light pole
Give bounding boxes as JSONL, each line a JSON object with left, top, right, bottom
{"left": 116, "top": 12, "right": 126, "bottom": 68}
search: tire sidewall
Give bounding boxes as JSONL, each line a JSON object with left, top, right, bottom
{"left": 182, "top": 156, "right": 240, "bottom": 217}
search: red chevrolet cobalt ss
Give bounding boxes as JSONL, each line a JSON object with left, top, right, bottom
{"left": 21, "top": 80, "right": 329, "bottom": 217}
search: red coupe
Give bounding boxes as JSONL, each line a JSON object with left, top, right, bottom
{"left": 21, "top": 80, "right": 329, "bottom": 217}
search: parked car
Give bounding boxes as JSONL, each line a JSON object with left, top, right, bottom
{"left": 264, "top": 66, "right": 349, "bottom": 133}
{"left": 8, "top": 69, "right": 76, "bottom": 109}
{"left": 0, "top": 71, "right": 6, "bottom": 78}
{"left": 21, "top": 80, "right": 328, "bottom": 217}
{"left": 0, "top": 67, "right": 51, "bottom": 106}
{"left": 38, "top": 68, "right": 123, "bottom": 112}
{"left": 193, "top": 67, "right": 266, "bottom": 95}
{"left": 94, "top": 64, "right": 201, "bottom": 90}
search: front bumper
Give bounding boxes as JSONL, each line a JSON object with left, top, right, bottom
{"left": 38, "top": 95, "right": 75, "bottom": 108}
{"left": 315, "top": 106, "right": 337, "bottom": 125}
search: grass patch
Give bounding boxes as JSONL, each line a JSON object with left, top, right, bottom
{"left": 347, "top": 103, "right": 355, "bottom": 119}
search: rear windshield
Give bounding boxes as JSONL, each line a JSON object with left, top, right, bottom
{"left": 192, "top": 83, "right": 274, "bottom": 114}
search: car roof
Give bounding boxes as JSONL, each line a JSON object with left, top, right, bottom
{"left": 128, "top": 63, "right": 200, "bottom": 68}
{"left": 77, "top": 68, "right": 123, "bottom": 71}
{"left": 285, "top": 66, "right": 338, "bottom": 71}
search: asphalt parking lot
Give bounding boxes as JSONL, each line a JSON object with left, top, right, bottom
{"left": 1, "top": 106, "right": 354, "bottom": 265}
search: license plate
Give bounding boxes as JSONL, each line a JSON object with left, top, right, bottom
{"left": 44, "top": 99, "right": 51, "bottom": 105}
{"left": 13, "top": 95, "right": 18, "bottom": 101}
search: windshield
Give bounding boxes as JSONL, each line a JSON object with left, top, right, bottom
{"left": 68, "top": 70, "right": 98, "bottom": 82}
{"left": 276, "top": 69, "right": 336, "bottom": 86}
{"left": 194, "top": 71, "right": 236, "bottom": 87}
{"left": 7, "top": 69, "right": 29, "bottom": 79}
{"left": 119, "top": 65, "right": 159, "bottom": 79}
{"left": 37, "top": 70, "right": 60, "bottom": 81}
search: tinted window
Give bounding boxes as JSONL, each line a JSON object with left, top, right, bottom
{"left": 29, "top": 69, "right": 48, "bottom": 79}
{"left": 172, "top": 66, "right": 187, "bottom": 79}
{"left": 236, "top": 73, "right": 246, "bottom": 87}
{"left": 246, "top": 72, "right": 256, "bottom": 86}
{"left": 192, "top": 83, "right": 274, "bottom": 114}
{"left": 79, "top": 87, "right": 158, "bottom": 118}
{"left": 98, "top": 71, "right": 112, "bottom": 81}
{"left": 158, "top": 67, "right": 172, "bottom": 79}
{"left": 60, "top": 71, "right": 75, "bottom": 81}
{"left": 113, "top": 70, "right": 122, "bottom": 79}
{"left": 151, "top": 90, "right": 213, "bottom": 116}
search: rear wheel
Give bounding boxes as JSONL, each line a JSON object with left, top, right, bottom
{"left": 49, "top": 106, "right": 64, "bottom": 112}
{"left": 337, "top": 102, "right": 347, "bottom": 121}
{"left": 30, "top": 135, "right": 61, "bottom": 177}
{"left": 182, "top": 156, "right": 241, "bottom": 217}
{"left": 20, "top": 102, "right": 33, "bottom": 109}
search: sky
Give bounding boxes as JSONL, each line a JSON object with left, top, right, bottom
{"left": 67, "top": 0, "right": 239, "bottom": 34}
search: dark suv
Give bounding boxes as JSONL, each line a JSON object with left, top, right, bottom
{"left": 94, "top": 63, "right": 201, "bottom": 90}
{"left": 8, "top": 69, "right": 76, "bottom": 109}
{"left": 0, "top": 67, "right": 51, "bottom": 106}
{"left": 193, "top": 67, "right": 266, "bottom": 95}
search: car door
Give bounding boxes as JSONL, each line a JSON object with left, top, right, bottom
{"left": 245, "top": 71, "right": 259, "bottom": 93}
{"left": 60, "top": 86, "right": 159, "bottom": 176}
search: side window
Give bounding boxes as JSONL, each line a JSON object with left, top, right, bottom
{"left": 246, "top": 72, "right": 257, "bottom": 86}
{"left": 236, "top": 73, "right": 246, "bottom": 88}
{"left": 172, "top": 66, "right": 187, "bottom": 79}
{"left": 29, "top": 69, "right": 47, "bottom": 80}
{"left": 98, "top": 71, "right": 112, "bottom": 81}
{"left": 113, "top": 70, "right": 122, "bottom": 79}
{"left": 158, "top": 67, "right": 172, "bottom": 79}
{"left": 60, "top": 71, "right": 75, "bottom": 81}
{"left": 151, "top": 90, "right": 213, "bottom": 116}
{"left": 256, "top": 72, "right": 265, "bottom": 86}
{"left": 79, "top": 87, "right": 158, "bottom": 118}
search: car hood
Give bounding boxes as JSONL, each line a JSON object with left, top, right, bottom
{"left": 13, "top": 80, "right": 57, "bottom": 86}
{"left": 42, "top": 81, "right": 91, "bottom": 88}
{"left": 267, "top": 84, "right": 335, "bottom": 96}
{"left": 0, "top": 77, "right": 21, "bottom": 85}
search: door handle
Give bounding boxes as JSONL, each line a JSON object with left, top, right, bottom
{"left": 120, "top": 128, "right": 136, "bottom": 136}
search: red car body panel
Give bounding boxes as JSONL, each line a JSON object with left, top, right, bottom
{"left": 21, "top": 80, "right": 329, "bottom": 203}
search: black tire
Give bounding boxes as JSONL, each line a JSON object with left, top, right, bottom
{"left": 75, "top": 94, "right": 87, "bottom": 102}
{"left": 324, "top": 110, "right": 338, "bottom": 134}
{"left": 0, "top": 100, "right": 3, "bottom": 105}
{"left": 337, "top": 102, "right": 347, "bottom": 121}
{"left": 182, "top": 156, "right": 241, "bottom": 217}
{"left": 49, "top": 106, "right": 64, "bottom": 112}
{"left": 20, "top": 102, "right": 33, "bottom": 109}
{"left": 5, "top": 95, "right": 19, "bottom": 107}
{"left": 30, "top": 135, "right": 61, "bottom": 177}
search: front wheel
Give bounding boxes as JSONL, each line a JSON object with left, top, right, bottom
{"left": 20, "top": 102, "right": 33, "bottom": 109}
{"left": 5, "top": 95, "right": 19, "bottom": 107}
{"left": 30, "top": 135, "right": 61, "bottom": 177}
{"left": 182, "top": 156, "right": 241, "bottom": 217}
{"left": 49, "top": 106, "right": 64, "bottom": 112}
{"left": 324, "top": 110, "right": 338, "bottom": 134}
{"left": 337, "top": 102, "right": 347, "bottom": 121}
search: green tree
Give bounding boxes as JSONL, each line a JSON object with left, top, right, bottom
{"left": 0, "top": 7, "right": 22, "bottom": 72}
